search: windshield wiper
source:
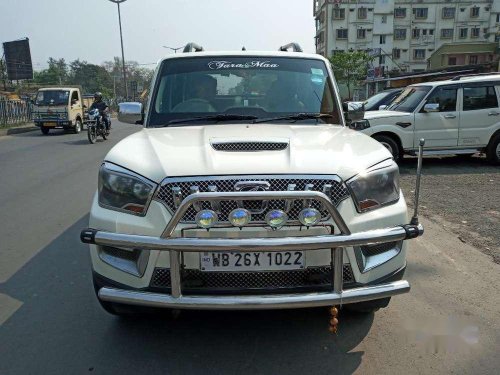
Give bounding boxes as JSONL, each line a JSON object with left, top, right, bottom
{"left": 167, "top": 114, "right": 258, "bottom": 125}
{"left": 252, "top": 113, "right": 333, "bottom": 124}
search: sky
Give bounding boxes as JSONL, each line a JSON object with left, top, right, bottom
{"left": 0, "top": 0, "right": 316, "bottom": 70}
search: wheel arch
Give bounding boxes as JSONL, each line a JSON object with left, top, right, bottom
{"left": 371, "top": 131, "right": 403, "bottom": 153}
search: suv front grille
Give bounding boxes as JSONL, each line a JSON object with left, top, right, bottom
{"left": 150, "top": 265, "right": 354, "bottom": 291}
{"left": 211, "top": 142, "right": 289, "bottom": 152}
{"left": 154, "top": 175, "right": 350, "bottom": 223}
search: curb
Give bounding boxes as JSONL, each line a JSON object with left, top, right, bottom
{"left": 0, "top": 125, "right": 39, "bottom": 137}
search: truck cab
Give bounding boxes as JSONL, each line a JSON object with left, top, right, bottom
{"left": 33, "top": 87, "right": 89, "bottom": 135}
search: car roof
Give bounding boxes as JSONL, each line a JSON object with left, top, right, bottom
{"left": 158, "top": 50, "right": 328, "bottom": 64}
{"left": 410, "top": 74, "right": 500, "bottom": 88}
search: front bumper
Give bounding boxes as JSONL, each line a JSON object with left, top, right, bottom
{"left": 82, "top": 190, "right": 423, "bottom": 309}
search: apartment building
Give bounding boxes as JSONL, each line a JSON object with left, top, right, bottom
{"left": 314, "top": 0, "right": 500, "bottom": 75}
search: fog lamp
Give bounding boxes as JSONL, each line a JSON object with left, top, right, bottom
{"left": 299, "top": 208, "right": 321, "bottom": 227}
{"left": 229, "top": 208, "right": 251, "bottom": 227}
{"left": 195, "top": 210, "right": 218, "bottom": 229}
{"left": 265, "top": 209, "right": 288, "bottom": 229}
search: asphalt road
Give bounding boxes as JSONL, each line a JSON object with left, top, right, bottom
{"left": 0, "top": 123, "right": 499, "bottom": 375}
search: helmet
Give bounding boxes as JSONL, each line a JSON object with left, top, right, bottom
{"left": 94, "top": 92, "right": 103, "bottom": 101}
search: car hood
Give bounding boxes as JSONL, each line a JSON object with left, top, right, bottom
{"left": 105, "top": 124, "right": 392, "bottom": 183}
{"left": 363, "top": 110, "right": 410, "bottom": 120}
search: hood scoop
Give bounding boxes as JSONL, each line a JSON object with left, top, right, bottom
{"left": 211, "top": 140, "right": 289, "bottom": 152}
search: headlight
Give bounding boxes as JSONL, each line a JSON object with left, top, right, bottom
{"left": 98, "top": 163, "right": 156, "bottom": 216}
{"left": 349, "top": 119, "right": 370, "bottom": 131}
{"left": 347, "top": 160, "right": 400, "bottom": 212}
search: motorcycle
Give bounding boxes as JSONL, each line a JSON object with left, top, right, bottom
{"left": 87, "top": 108, "right": 110, "bottom": 144}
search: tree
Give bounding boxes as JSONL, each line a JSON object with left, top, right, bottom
{"left": 103, "top": 57, "right": 154, "bottom": 99}
{"left": 68, "top": 59, "right": 113, "bottom": 97}
{"left": 329, "top": 51, "right": 373, "bottom": 100}
{"left": 33, "top": 58, "right": 68, "bottom": 85}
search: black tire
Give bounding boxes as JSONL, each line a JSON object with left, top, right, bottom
{"left": 486, "top": 133, "right": 500, "bottom": 165}
{"left": 73, "top": 119, "right": 82, "bottom": 134}
{"left": 41, "top": 126, "right": 50, "bottom": 135}
{"left": 87, "top": 125, "right": 97, "bottom": 144}
{"left": 101, "top": 128, "right": 108, "bottom": 140}
{"left": 373, "top": 134, "right": 401, "bottom": 162}
{"left": 344, "top": 297, "right": 391, "bottom": 313}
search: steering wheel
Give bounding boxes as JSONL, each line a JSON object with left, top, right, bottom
{"left": 172, "top": 99, "right": 216, "bottom": 113}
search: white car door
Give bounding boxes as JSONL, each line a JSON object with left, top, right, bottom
{"left": 458, "top": 83, "right": 500, "bottom": 148}
{"left": 413, "top": 85, "right": 459, "bottom": 148}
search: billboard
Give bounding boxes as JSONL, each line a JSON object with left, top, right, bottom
{"left": 3, "top": 38, "right": 34, "bottom": 80}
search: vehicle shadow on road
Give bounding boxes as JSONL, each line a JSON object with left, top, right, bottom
{"left": 399, "top": 155, "right": 499, "bottom": 176}
{"left": 0, "top": 216, "right": 373, "bottom": 375}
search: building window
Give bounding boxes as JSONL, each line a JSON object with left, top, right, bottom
{"left": 379, "top": 55, "right": 386, "bottom": 64}
{"left": 413, "top": 8, "right": 428, "bottom": 19}
{"left": 381, "top": 15, "right": 387, "bottom": 24}
{"left": 357, "top": 29, "right": 366, "bottom": 39}
{"left": 380, "top": 35, "right": 386, "bottom": 44}
{"left": 394, "top": 8, "right": 406, "bottom": 18}
{"left": 448, "top": 57, "right": 457, "bottom": 65}
{"left": 469, "top": 55, "right": 478, "bottom": 64}
{"left": 470, "top": 6, "right": 480, "bottom": 18}
{"left": 471, "top": 27, "right": 480, "bottom": 38}
{"left": 336, "top": 29, "right": 348, "bottom": 39}
{"left": 393, "top": 48, "right": 401, "bottom": 59}
{"left": 333, "top": 8, "right": 345, "bottom": 20}
{"left": 496, "top": 13, "right": 500, "bottom": 23}
{"left": 441, "top": 29, "right": 454, "bottom": 38}
{"left": 394, "top": 29, "right": 407, "bottom": 40}
{"left": 358, "top": 7, "right": 367, "bottom": 20}
{"left": 429, "top": 29, "right": 435, "bottom": 36}
{"left": 442, "top": 7, "right": 456, "bottom": 19}
{"left": 459, "top": 28, "right": 468, "bottom": 38}
{"left": 463, "top": 86, "right": 498, "bottom": 111}
{"left": 414, "top": 49, "right": 426, "bottom": 60}
{"left": 412, "top": 28, "right": 421, "bottom": 39}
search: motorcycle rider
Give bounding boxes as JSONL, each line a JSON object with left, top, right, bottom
{"left": 90, "top": 92, "right": 110, "bottom": 130}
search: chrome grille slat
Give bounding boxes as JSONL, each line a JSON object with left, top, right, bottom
{"left": 212, "top": 142, "right": 289, "bottom": 152}
{"left": 154, "top": 175, "right": 350, "bottom": 223}
{"left": 150, "top": 265, "right": 355, "bottom": 290}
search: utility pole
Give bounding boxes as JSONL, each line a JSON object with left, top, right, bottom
{"left": 163, "top": 46, "right": 184, "bottom": 54}
{"left": 109, "top": 0, "right": 128, "bottom": 100}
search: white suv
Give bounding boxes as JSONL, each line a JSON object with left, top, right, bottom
{"left": 80, "top": 43, "right": 424, "bottom": 318}
{"left": 359, "top": 74, "right": 500, "bottom": 164}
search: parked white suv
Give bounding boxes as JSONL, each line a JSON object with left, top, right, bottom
{"left": 80, "top": 43, "right": 424, "bottom": 318}
{"left": 358, "top": 74, "right": 500, "bottom": 164}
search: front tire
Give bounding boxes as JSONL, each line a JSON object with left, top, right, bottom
{"left": 87, "top": 125, "right": 97, "bottom": 144}
{"left": 373, "top": 135, "right": 401, "bottom": 162}
{"left": 73, "top": 119, "right": 82, "bottom": 134}
{"left": 486, "top": 133, "right": 500, "bottom": 165}
{"left": 41, "top": 127, "right": 50, "bottom": 135}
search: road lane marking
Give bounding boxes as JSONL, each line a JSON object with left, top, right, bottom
{"left": 0, "top": 293, "right": 23, "bottom": 326}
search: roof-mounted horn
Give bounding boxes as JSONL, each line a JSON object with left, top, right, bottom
{"left": 183, "top": 43, "right": 204, "bottom": 53}
{"left": 279, "top": 43, "right": 303, "bottom": 53}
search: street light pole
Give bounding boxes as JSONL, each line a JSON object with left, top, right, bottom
{"left": 109, "top": 0, "right": 128, "bottom": 100}
{"left": 163, "top": 45, "right": 184, "bottom": 54}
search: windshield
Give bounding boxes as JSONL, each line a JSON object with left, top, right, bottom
{"left": 35, "top": 90, "right": 70, "bottom": 106}
{"left": 364, "top": 92, "right": 389, "bottom": 111}
{"left": 387, "top": 86, "right": 431, "bottom": 113}
{"left": 148, "top": 56, "right": 341, "bottom": 127}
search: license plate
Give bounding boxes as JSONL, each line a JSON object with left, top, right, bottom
{"left": 200, "top": 251, "right": 305, "bottom": 272}
{"left": 44, "top": 122, "right": 57, "bottom": 127}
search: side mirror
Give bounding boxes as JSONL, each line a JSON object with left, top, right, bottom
{"left": 378, "top": 105, "right": 388, "bottom": 110}
{"left": 343, "top": 102, "right": 365, "bottom": 122}
{"left": 118, "top": 102, "right": 143, "bottom": 124}
{"left": 423, "top": 103, "right": 439, "bottom": 113}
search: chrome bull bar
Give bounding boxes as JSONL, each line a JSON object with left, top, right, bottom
{"left": 81, "top": 190, "right": 424, "bottom": 308}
